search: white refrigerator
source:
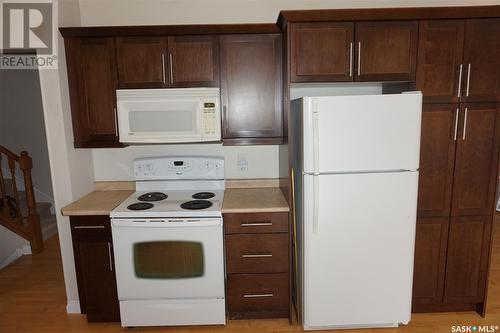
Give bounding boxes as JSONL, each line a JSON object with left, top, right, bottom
{"left": 290, "top": 93, "right": 422, "bottom": 330}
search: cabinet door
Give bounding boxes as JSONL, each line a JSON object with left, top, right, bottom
{"left": 452, "top": 103, "right": 499, "bottom": 216}
{"left": 168, "top": 35, "right": 219, "bottom": 87}
{"left": 355, "top": 21, "right": 418, "bottom": 81}
{"left": 78, "top": 240, "right": 120, "bottom": 322}
{"left": 412, "top": 217, "right": 449, "bottom": 305}
{"left": 116, "top": 37, "right": 167, "bottom": 88}
{"left": 461, "top": 19, "right": 500, "bottom": 102}
{"left": 444, "top": 215, "right": 492, "bottom": 303}
{"left": 417, "top": 104, "right": 457, "bottom": 217}
{"left": 290, "top": 22, "right": 354, "bottom": 82}
{"left": 416, "top": 20, "right": 465, "bottom": 104}
{"left": 65, "top": 37, "right": 120, "bottom": 148}
{"left": 220, "top": 34, "right": 283, "bottom": 144}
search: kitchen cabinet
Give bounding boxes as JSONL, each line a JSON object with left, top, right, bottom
{"left": 417, "top": 104, "right": 457, "bottom": 217}
{"left": 220, "top": 34, "right": 283, "bottom": 145}
{"left": 116, "top": 35, "right": 219, "bottom": 88}
{"left": 289, "top": 21, "right": 417, "bottom": 82}
{"left": 416, "top": 20, "right": 465, "bottom": 104}
{"left": 290, "top": 22, "right": 354, "bottom": 82}
{"left": 64, "top": 37, "right": 121, "bottom": 148}
{"left": 355, "top": 21, "right": 418, "bottom": 81}
{"left": 461, "top": 19, "right": 500, "bottom": 102}
{"left": 444, "top": 215, "right": 492, "bottom": 303}
{"left": 224, "top": 212, "right": 290, "bottom": 319}
{"left": 413, "top": 102, "right": 499, "bottom": 313}
{"left": 416, "top": 19, "right": 500, "bottom": 103}
{"left": 70, "top": 216, "right": 120, "bottom": 322}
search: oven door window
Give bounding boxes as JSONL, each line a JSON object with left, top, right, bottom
{"left": 133, "top": 241, "right": 204, "bottom": 279}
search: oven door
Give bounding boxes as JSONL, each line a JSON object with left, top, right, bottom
{"left": 111, "top": 218, "right": 224, "bottom": 300}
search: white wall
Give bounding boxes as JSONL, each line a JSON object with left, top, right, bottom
{"left": 0, "top": 69, "right": 53, "bottom": 203}
{"left": 45, "top": 0, "right": 500, "bottom": 314}
{"left": 0, "top": 226, "right": 30, "bottom": 270}
{"left": 93, "top": 144, "right": 280, "bottom": 180}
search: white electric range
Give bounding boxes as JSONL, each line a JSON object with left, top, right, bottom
{"left": 110, "top": 156, "right": 225, "bottom": 328}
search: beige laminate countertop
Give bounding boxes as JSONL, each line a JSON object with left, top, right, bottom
{"left": 61, "top": 190, "right": 134, "bottom": 216}
{"left": 61, "top": 187, "right": 289, "bottom": 216}
{"left": 222, "top": 187, "right": 289, "bottom": 213}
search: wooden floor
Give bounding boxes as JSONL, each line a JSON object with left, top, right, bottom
{"left": 1, "top": 217, "right": 500, "bottom": 333}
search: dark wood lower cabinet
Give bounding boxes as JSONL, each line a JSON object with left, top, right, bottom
{"left": 224, "top": 212, "right": 290, "bottom": 320}
{"left": 70, "top": 216, "right": 120, "bottom": 322}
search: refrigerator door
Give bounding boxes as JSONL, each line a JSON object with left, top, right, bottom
{"left": 302, "top": 171, "right": 418, "bottom": 329}
{"left": 302, "top": 93, "right": 422, "bottom": 174}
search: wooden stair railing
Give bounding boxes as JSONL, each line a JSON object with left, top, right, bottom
{"left": 0, "top": 146, "right": 43, "bottom": 253}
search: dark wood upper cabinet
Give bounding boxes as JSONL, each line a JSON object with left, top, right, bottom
{"left": 64, "top": 37, "right": 121, "bottom": 148}
{"left": 220, "top": 34, "right": 283, "bottom": 144}
{"left": 417, "top": 104, "right": 457, "bottom": 217}
{"left": 444, "top": 215, "right": 492, "bottom": 303}
{"left": 116, "top": 37, "right": 167, "bottom": 88}
{"left": 355, "top": 21, "right": 418, "bottom": 81}
{"left": 290, "top": 22, "right": 354, "bottom": 82}
{"left": 416, "top": 20, "right": 465, "bottom": 103}
{"left": 412, "top": 217, "right": 449, "bottom": 305}
{"left": 451, "top": 103, "right": 499, "bottom": 216}
{"left": 168, "top": 35, "right": 219, "bottom": 87}
{"left": 461, "top": 19, "right": 500, "bottom": 102}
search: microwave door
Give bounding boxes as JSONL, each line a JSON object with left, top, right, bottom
{"left": 119, "top": 98, "right": 203, "bottom": 143}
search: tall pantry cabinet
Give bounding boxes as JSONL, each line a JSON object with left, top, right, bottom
{"left": 413, "top": 18, "right": 500, "bottom": 313}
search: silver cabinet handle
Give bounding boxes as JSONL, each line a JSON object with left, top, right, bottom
{"left": 243, "top": 293, "right": 274, "bottom": 298}
{"left": 169, "top": 53, "right": 174, "bottom": 85}
{"left": 107, "top": 242, "right": 113, "bottom": 272}
{"left": 349, "top": 42, "right": 353, "bottom": 77}
{"left": 457, "top": 64, "right": 463, "bottom": 98}
{"left": 357, "top": 41, "right": 361, "bottom": 76}
{"left": 466, "top": 63, "right": 471, "bottom": 97}
{"left": 74, "top": 225, "right": 105, "bottom": 229}
{"left": 454, "top": 108, "right": 459, "bottom": 141}
{"left": 161, "top": 53, "right": 166, "bottom": 85}
{"left": 240, "top": 221, "right": 272, "bottom": 227}
{"left": 462, "top": 107, "right": 468, "bottom": 140}
{"left": 242, "top": 253, "right": 273, "bottom": 258}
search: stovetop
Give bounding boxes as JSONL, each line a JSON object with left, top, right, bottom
{"left": 110, "top": 189, "right": 224, "bottom": 218}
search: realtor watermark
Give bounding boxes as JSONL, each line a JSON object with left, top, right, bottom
{"left": 0, "top": 0, "right": 57, "bottom": 69}
{"left": 451, "top": 325, "right": 499, "bottom": 332}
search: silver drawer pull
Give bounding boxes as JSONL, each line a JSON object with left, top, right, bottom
{"left": 243, "top": 293, "right": 274, "bottom": 298}
{"left": 240, "top": 222, "right": 273, "bottom": 227}
{"left": 74, "top": 225, "right": 105, "bottom": 229}
{"left": 242, "top": 253, "right": 273, "bottom": 258}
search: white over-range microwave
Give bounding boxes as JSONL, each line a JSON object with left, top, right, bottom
{"left": 116, "top": 88, "right": 221, "bottom": 144}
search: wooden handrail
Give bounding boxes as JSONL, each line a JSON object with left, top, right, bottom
{"left": 0, "top": 146, "right": 43, "bottom": 253}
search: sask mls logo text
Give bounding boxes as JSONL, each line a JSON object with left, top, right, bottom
{"left": 451, "top": 325, "right": 499, "bottom": 332}
{"left": 0, "top": 0, "right": 57, "bottom": 69}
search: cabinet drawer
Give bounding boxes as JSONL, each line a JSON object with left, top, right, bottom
{"left": 70, "top": 216, "right": 111, "bottom": 238}
{"left": 226, "top": 234, "right": 288, "bottom": 274}
{"left": 227, "top": 273, "right": 289, "bottom": 315}
{"left": 224, "top": 213, "right": 288, "bottom": 234}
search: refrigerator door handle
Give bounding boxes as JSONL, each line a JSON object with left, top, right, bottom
{"left": 313, "top": 175, "right": 319, "bottom": 233}
{"left": 313, "top": 112, "right": 319, "bottom": 175}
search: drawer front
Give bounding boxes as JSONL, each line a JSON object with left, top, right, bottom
{"left": 227, "top": 273, "right": 289, "bottom": 313}
{"left": 70, "top": 216, "right": 111, "bottom": 238}
{"left": 224, "top": 212, "right": 288, "bottom": 234}
{"left": 226, "top": 234, "right": 288, "bottom": 274}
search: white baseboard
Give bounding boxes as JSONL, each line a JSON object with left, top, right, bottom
{"left": 66, "top": 301, "right": 81, "bottom": 314}
{"left": 0, "top": 243, "right": 31, "bottom": 270}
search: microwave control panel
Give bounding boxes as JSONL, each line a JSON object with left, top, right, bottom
{"left": 202, "top": 102, "right": 219, "bottom": 137}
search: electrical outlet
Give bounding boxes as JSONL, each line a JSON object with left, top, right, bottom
{"left": 237, "top": 154, "right": 248, "bottom": 172}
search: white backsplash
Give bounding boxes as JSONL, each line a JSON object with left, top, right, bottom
{"left": 92, "top": 144, "right": 280, "bottom": 181}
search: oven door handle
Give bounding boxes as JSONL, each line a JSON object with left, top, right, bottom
{"left": 111, "top": 219, "right": 222, "bottom": 228}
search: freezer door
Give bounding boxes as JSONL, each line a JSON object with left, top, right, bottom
{"left": 302, "top": 172, "right": 418, "bottom": 329}
{"left": 302, "top": 94, "right": 422, "bottom": 174}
